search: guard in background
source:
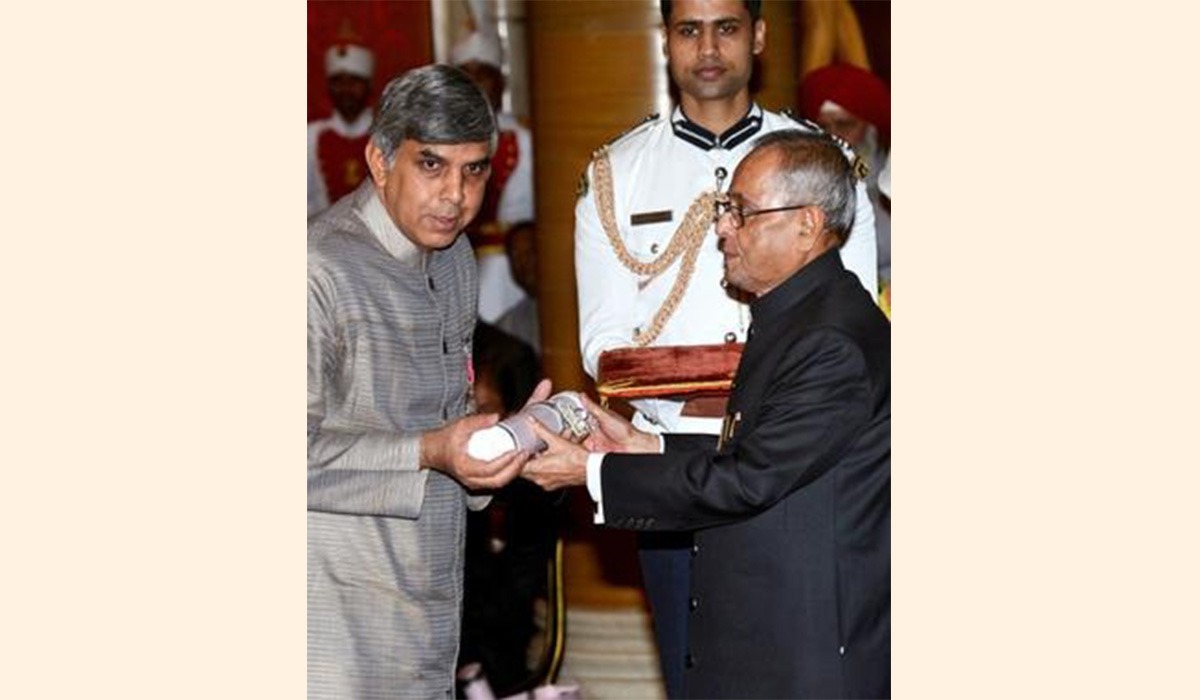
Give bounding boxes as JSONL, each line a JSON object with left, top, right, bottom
{"left": 307, "top": 42, "right": 374, "bottom": 218}
{"left": 453, "top": 30, "right": 536, "bottom": 325}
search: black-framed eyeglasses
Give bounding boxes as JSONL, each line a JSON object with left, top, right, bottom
{"left": 714, "top": 196, "right": 812, "bottom": 229}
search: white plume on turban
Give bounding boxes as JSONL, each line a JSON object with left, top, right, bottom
{"left": 325, "top": 44, "right": 374, "bottom": 79}
{"left": 451, "top": 30, "right": 502, "bottom": 68}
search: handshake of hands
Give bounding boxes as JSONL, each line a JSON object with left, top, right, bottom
{"left": 421, "top": 379, "right": 658, "bottom": 492}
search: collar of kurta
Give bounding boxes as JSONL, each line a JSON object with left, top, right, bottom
{"left": 355, "top": 182, "right": 427, "bottom": 268}
{"left": 750, "top": 248, "right": 845, "bottom": 325}
{"left": 671, "top": 103, "right": 763, "bottom": 151}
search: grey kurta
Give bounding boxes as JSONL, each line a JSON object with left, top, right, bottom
{"left": 308, "top": 181, "right": 483, "bottom": 699}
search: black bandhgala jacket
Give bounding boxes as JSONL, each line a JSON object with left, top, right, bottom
{"left": 602, "top": 249, "right": 891, "bottom": 699}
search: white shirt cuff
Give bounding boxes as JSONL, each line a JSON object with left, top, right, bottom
{"left": 585, "top": 437, "right": 665, "bottom": 526}
{"left": 586, "top": 452, "right": 607, "bottom": 524}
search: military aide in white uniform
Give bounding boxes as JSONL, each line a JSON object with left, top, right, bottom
{"left": 575, "top": 104, "right": 878, "bottom": 436}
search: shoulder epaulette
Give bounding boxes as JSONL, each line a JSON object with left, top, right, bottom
{"left": 601, "top": 112, "right": 660, "bottom": 150}
{"left": 780, "top": 107, "right": 825, "bottom": 135}
{"left": 579, "top": 113, "right": 662, "bottom": 199}
{"left": 780, "top": 108, "right": 869, "bottom": 181}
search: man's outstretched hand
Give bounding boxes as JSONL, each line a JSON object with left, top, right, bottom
{"left": 522, "top": 418, "right": 589, "bottom": 491}
{"left": 578, "top": 394, "right": 659, "bottom": 454}
{"left": 418, "top": 378, "right": 554, "bottom": 490}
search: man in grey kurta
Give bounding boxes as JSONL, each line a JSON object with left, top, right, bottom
{"left": 308, "top": 65, "right": 539, "bottom": 700}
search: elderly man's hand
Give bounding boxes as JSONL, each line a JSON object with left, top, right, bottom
{"left": 522, "top": 419, "right": 590, "bottom": 491}
{"left": 578, "top": 394, "right": 660, "bottom": 454}
{"left": 421, "top": 413, "right": 531, "bottom": 491}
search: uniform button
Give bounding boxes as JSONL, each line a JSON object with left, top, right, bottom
{"left": 442, "top": 338, "right": 449, "bottom": 354}
{"left": 691, "top": 543, "right": 700, "bottom": 557}
{"left": 685, "top": 653, "right": 696, "bottom": 669}
{"left": 650, "top": 243, "right": 660, "bottom": 254}
{"left": 724, "top": 332, "right": 736, "bottom": 343}
{"left": 688, "top": 597, "right": 699, "bottom": 611}
{"left": 441, "top": 407, "right": 449, "bottom": 420}
{"left": 427, "top": 277, "right": 436, "bottom": 291}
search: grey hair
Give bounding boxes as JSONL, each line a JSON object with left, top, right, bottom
{"left": 369, "top": 64, "right": 497, "bottom": 166}
{"left": 749, "top": 129, "right": 858, "bottom": 245}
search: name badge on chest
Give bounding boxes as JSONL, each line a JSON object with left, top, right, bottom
{"left": 630, "top": 210, "right": 672, "bottom": 226}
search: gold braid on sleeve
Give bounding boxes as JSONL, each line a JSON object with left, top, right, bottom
{"left": 592, "top": 146, "right": 720, "bottom": 347}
